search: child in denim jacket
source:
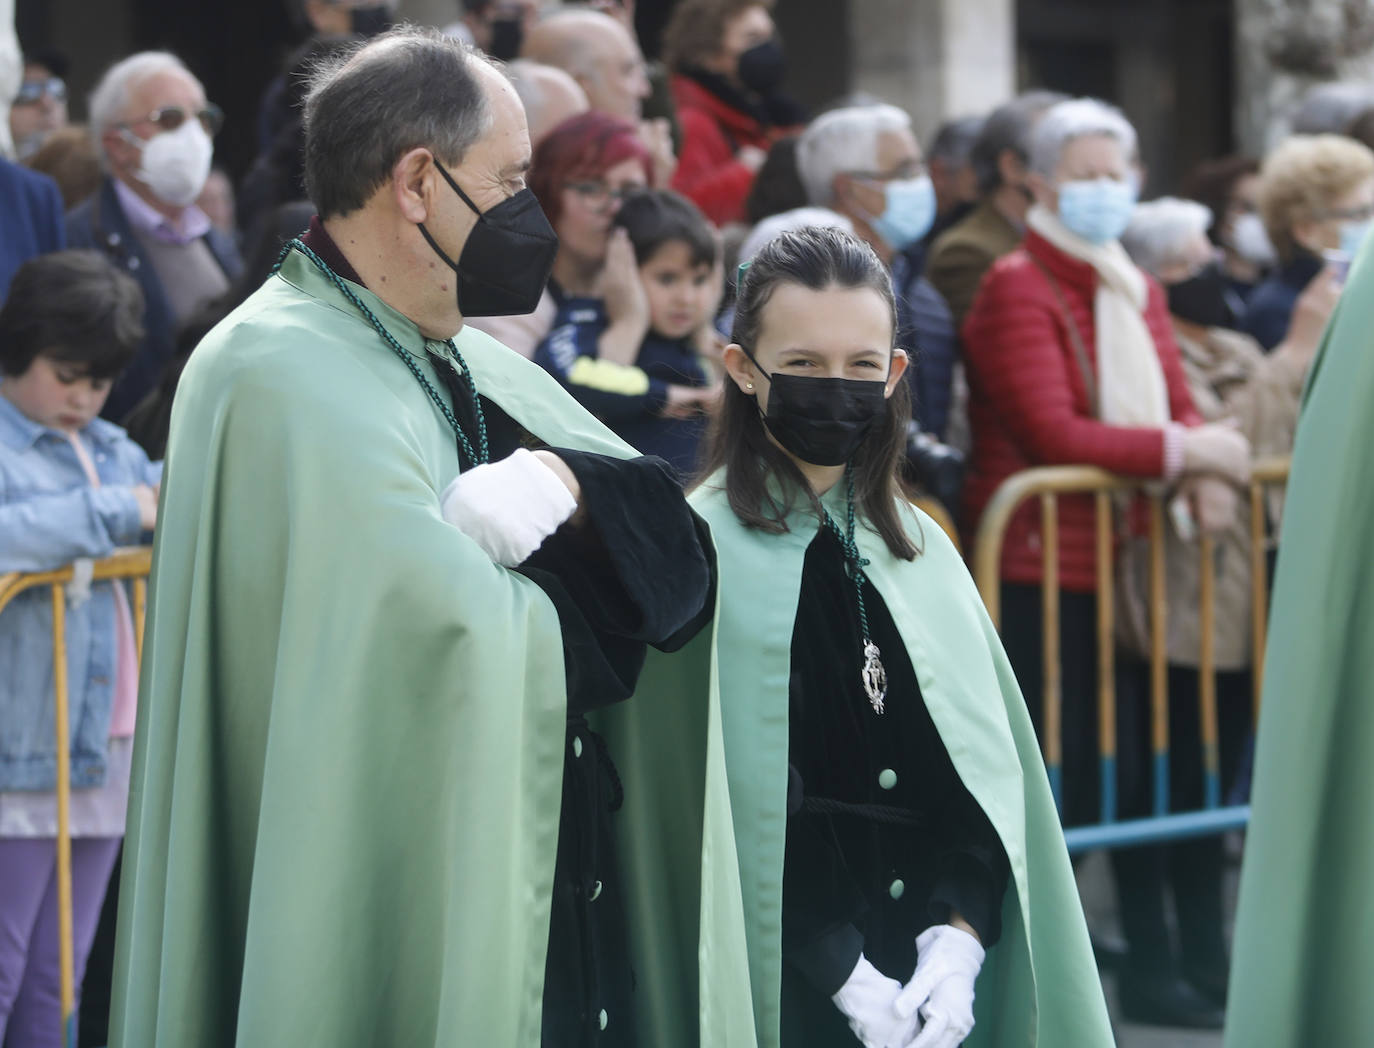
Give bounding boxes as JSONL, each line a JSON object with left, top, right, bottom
{"left": 0, "top": 250, "right": 157, "bottom": 1047}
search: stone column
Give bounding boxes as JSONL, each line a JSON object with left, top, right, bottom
{"left": 847, "top": 0, "right": 1015, "bottom": 141}
{"left": 1235, "top": 0, "right": 1374, "bottom": 152}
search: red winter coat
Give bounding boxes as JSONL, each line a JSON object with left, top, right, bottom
{"left": 669, "top": 74, "right": 787, "bottom": 226}
{"left": 961, "top": 229, "right": 1202, "bottom": 591}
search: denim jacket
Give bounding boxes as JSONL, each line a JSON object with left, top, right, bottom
{"left": 0, "top": 393, "right": 161, "bottom": 790}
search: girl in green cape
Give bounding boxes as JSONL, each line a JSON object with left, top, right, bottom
{"left": 685, "top": 225, "right": 1113, "bottom": 1047}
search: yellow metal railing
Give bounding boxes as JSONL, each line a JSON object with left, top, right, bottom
{"left": 0, "top": 548, "right": 152, "bottom": 1047}
{"left": 971, "top": 459, "right": 1289, "bottom": 851}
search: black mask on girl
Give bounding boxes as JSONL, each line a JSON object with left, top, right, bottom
{"left": 741, "top": 346, "right": 890, "bottom": 466}
{"left": 737, "top": 39, "right": 786, "bottom": 95}
{"left": 1167, "top": 262, "right": 1238, "bottom": 330}
{"left": 419, "top": 160, "right": 560, "bottom": 318}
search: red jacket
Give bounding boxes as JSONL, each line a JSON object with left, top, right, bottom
{"left": 961, "top": 230, "right": 1202, "bottom": 591}
{"left": 669, "top": 74, "right": 785, "bottom": 226}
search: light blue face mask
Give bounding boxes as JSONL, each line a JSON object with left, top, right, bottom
{"left": 1056, "top": 177, "right": 1139, "bottom": 245}
{"left": 1340, "top": 219, "right": 1372, "bottom": 260}
{"left": 869, "top": 175, "right": 937, "bottom": 252}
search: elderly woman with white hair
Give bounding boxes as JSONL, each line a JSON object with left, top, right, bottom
{"left": 1118, "top": 195, "right": 1340, "bottom": 1027}
{"left": 961, "top": 97, "right": 1253, "bottom": 1029}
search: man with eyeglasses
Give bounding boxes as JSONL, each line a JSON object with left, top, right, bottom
{"left": 9, "top": 51, "right": 69, "bottom": 161}
{"left": 796, "top": 103, "right": 960, "bottom": 446}
{"left": 66, "top": 51, "right": 242, "bottom": 426}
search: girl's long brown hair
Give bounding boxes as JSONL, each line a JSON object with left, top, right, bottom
{"left": 693, "top": 225, "right": 921, "bottom": 561}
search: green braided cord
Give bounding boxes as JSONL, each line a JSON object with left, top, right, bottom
{"left": 276, "top": 239, "right": 489, "bottom": 468}
{"left": 821, "top": 467, "right": 873, "bottom": 642}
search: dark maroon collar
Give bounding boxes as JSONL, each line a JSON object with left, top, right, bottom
{"left": 301, "top": 215, "right": 365, "bottom": 286}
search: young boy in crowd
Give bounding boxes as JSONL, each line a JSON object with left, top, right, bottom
{"left": 534, "top": 188, "right": 720, "bottom": 479}
{"left": 0, "top": 250, "right": 158, "bottom": 1048}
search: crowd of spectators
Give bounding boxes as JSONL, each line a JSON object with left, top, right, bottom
{"left": 4, "top": 0, "right": 1373, "bottom": 1041}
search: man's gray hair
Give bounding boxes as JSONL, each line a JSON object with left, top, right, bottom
{"left": 88, "top": 51, "right": 195, "bottom": 152}
{"left": 796, "top": 103, "right": 912, "bottom": 208}
{"left": 304, "top": 26, "right": 494, "bottom": 219}
{"left": 969, "top": 89, "right": 1067, "bottom": 195}
{"left": 1291, "top": 81, "right": 1374, "bottom": 135}
{"left": 1028, "top": 97, "right": 1138, "bottom": 180}
{"left": 1121, "top": 197, "right": 1214, "bottom": 277}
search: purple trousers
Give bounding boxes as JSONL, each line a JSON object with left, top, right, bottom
{"left": 0, "top": 837, "right": 120, "bottom": 1048}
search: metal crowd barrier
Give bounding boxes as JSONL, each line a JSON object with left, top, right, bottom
{"left": 971, "top": 459, "right": 1289, "bottom": 854}
{"left": 0, "top": 548, "right": 153, "bottom": 1048}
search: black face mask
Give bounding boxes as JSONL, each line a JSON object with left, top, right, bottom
{"left": 1167, "top": 262, "right": 1237, "bottom": 330}
{"left": 488, "top": 16, "right": 524, "bottom": 61}
{"left": 349, "top": 5, "right": 393, "bottom": 37}
{"left": 419, "top": 160, "right": 560, "bottom": 318}
{"left": 742, "top": 346, "right": 890, "bottom": 466}
{"left": 737, "top": 38, "right": 786, "bottom": 95}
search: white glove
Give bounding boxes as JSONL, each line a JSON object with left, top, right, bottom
{"left": 439, "top": 448, "right": 578, "bottom": 566}
{"left": 831, "top": 954, "right": 923, "bottom": 1048}
{"left": 894, "top": 925, "right": 985, "bottom": 1048}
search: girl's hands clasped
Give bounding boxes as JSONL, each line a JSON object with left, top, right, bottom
{"left": 893, "top": 924, "right": 986, "bottom": 1048}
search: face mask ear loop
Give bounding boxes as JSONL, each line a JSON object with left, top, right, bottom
{"left": 431, "top": 158, "right": 483, "bottom": 218}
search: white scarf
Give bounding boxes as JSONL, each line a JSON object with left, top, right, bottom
{"left": 1026, "top": 204, "right": 1170, "bottom": 428}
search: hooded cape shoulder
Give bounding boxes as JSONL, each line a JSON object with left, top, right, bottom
{"left": 1223, "top": 240, "right": 1374, "bottom": 1048}
{"left": 629, "top": 475, "right": 1113, "bottom": 1047}
{"left": 110, "top": 251, "right": 727, "bottom": 1046}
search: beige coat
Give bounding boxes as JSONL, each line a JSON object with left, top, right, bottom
{"left": 1156, "top": 324, "right": 1307, "bottom": 668}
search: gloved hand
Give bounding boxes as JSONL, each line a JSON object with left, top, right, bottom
{"left": 439, "top": 448, "right": 578, "bottom": 566}
{"left": 831, "top": 954, "right": 923, "bottom": 1048}
{"left": 893, "top": 924, "right": 985, "bottom": 1048}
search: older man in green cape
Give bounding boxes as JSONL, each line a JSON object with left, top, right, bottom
{"left": 110, "top": 28, "right": 752, "bottom": 1048}
{"left": 1223, "top": 241, "right": 1374, "bottom": 1045}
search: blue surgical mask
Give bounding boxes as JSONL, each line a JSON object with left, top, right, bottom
{"left": 1056, "top": 177, "right": 1138, "bottom": 245}
{"left": 869, "top": 175, "right": 937, "bottom": 252}
{"left": 1340, "top": 219, "right": 1371, "bottom": 259}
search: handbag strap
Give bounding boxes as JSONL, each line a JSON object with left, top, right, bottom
{"left": 1027, "top": 254, "right": 1099, "bottom": 416}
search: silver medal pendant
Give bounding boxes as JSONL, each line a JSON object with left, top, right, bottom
{"left": 862, "top": 640, "right": 888, "bottom": 714}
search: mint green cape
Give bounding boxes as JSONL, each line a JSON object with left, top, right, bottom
{"left": 1224, "top": 238, "right": 1374, "bottom": 1047}
{"left": 625, "top": 478, "right": 1115, "bottom": 1047}
{"left": 111, "top": 250, "right": 753, "bottom": 1046}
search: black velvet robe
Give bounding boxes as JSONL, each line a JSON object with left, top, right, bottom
{"left": 780, "top": 528, "right": 1010, "bottom": 1046}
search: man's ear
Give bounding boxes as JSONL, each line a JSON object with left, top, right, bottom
{"left": 393, "top": 147, "right": 437, "bottom": 224}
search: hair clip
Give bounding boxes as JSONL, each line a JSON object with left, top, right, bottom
{"left": 736, "top": 260, "right": 752, "bottom": 286}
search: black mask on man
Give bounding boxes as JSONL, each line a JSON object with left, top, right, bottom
{"left": 349, "top": 5, "right": 393, "bottom": 37}
{"left": 1167, "top": 263, "right": 1238, "bottom": 330}
{"left": 488, "top": 17, "right": 524, "bottom": 61}
{"left": 419, "top": 160, "right": 560, "bottom": 318}
{"left": 741, "top": 346, "right": 890, "bottom": 466}
{"left": 737, "top": 39, "right": 786, "bottom": 95}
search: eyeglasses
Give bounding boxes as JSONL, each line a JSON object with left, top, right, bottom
{"left": 1313, "top": 204, "right": 1374, "bottom": 223}
{"left": 849, "top": 160, "right": 927, "bottom": 184}
{"left": 120, "top": 103, "right": 224, "bottom": 137}
{"left": 14, "top": 77, "right": 66, "bottom": 106}
{"left": 565, "top": 180, "right": 639, "bottom": 211}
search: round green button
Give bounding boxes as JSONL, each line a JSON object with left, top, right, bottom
{"left": 598, "top": 1009, "right": 608, "bottom": 1031}
{"left": 888, "top": 878, "right": 905, "bottom": 900}
{"left": 878, "top": 768, "right": 898, "bottom": 790}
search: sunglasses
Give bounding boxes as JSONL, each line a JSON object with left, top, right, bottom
{"left": 14, "top": 77, "right": 66, "bottom": 106}
{"left": 121, "top": 103, "right": 224, "bottom": 137}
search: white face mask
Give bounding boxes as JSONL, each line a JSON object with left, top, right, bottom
{"left": 126, "top": 120, "right": 214, "bottom": 208}
{"left": 1228, "top": 212, "right": 1276, "bottom": 268}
